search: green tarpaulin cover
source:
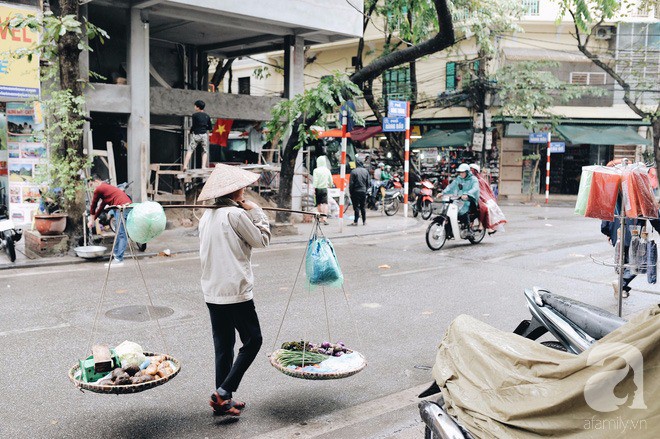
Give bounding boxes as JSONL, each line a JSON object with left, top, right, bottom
{"left": 556, "top": 125, "right": 650, "bottom": 146}
{"left": 412, "top": 129, "right": 472, "bottom": 149}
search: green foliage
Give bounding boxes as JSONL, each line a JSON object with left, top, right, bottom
{"left": 2, "top": 11, "right": 107, "bottom": 209}
{"left": 36, "top": 90, "right": 91, "bottom": 208}
{"left": 266, "top": 73, "right": 363, "bottom": 151}
{"left": 556, "top": 0, "right": 620, "bottom": 33}
{"left": 496, "top": 61, "right": 606, "bottom": 128}
{"left": 253, "top": 66, "right": 271, "bottom": 80}
{"left": 450, "top": 0, "right": 524, "bottom": 56}
{"left": 379, "top": 0, "right": 439, "bottom": 52}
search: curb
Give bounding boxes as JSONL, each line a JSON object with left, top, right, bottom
{"left": 0, "top": 222, "right": 426, "bottom": 271}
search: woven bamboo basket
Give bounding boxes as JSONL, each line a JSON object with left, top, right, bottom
{"left": 269, "top": 349, "right": 366, "bottom": 380}
{"left": 68, "top": 352, "right": 181, "bottom": 394}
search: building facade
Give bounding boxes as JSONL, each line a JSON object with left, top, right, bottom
{"left": 227, "top": 0, "right": 658, "bottom": 198}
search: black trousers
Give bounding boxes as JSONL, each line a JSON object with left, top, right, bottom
{"left": 350, "top": 190, "right": 367, "bottom": 224}
{"left": 207, "top": 300, "right": 263, "bottom": 394}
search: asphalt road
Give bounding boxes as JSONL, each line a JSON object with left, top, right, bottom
{"left": 1, "top": 205, "right": 658, "bottom": 439}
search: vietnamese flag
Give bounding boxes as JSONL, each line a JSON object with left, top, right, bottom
{"left": 210, "top": 119, "right": 233, "bottom": 146}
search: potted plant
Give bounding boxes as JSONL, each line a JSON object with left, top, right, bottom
{"left": 34, "top": 187, "right": 67, "bottom": 235}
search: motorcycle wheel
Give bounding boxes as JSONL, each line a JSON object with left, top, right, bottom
{"left": 109, "top": 215, "right": 117, "bottom": 233}
{"left": 5, "top": 235, "right": 16, "bottom": 262}
{"left": 426, "top": 219, "right": 447, "bottom": 251}
{"left": 384, "top": 197, "right": 399, "bottom": 216}
{"left": 467, "top": 219, "right": 486, "bottom": 244}
{"left": 421, "top": 200, "right": 433, "bottom": 220}
{"left": 412, "top": 204, "right": 419, "bottom": 217}
{"left": 137, "top": 242, "right": 147, "bottom": 252}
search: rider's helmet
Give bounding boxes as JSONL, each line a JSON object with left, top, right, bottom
{"left": 378, "top": 162, "right": 385, "bottom": 168}
{"left": 385, "top": 165, "right": 392, "bottom": 171}
{"left": 469, "top": 163, "right": 480, "bottom": 173}
{"left": 457, "top": 163, "right": 470, "bottom": 174}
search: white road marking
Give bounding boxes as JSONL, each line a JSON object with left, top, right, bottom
{"left": 381, "top": 265, "right": 447, "bottom": 277}
{"left": 252, "top": 383, "right": 431, "bottom": 439}
{"left": 0, "top": 322, "right": 70, "bottom": 337}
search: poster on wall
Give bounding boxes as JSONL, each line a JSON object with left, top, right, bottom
{"left": 0, "top": 3, "right": 40, "bottom": 100}
{"left": 6, "top": 102, "right": 45, "bottom": 225}
{"left": 0, "top": 108, "right": 7, "bottom": 208}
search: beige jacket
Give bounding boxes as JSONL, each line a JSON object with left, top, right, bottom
{"left": 199, "top": 198, "right": 271, "bottom": 304}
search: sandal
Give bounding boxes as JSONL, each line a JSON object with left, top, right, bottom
{"left": 210, "top": 392, "right": 242, "bottom": 416}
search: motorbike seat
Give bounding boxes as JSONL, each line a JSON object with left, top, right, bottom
{"left": 384, "top": 189, "right": 399, "bottom": 197}
{"left": 540, "top": 291, "right": 626, "bottom": 340}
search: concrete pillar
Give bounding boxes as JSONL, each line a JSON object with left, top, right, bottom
{"left": 127, "top": 8, "right": 150, "bottom": 201}
{"left": 287, "top": 35, "right": 305, "bottom": 210}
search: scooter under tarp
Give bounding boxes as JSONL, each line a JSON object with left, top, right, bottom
{"left": 431, "top": 307, "right": 659, "bottom": 438}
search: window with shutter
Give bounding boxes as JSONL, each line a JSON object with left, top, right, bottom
{"left": 570, "top": 72, "right": 589, "bottom": 85}
{"left": 446, "top": 62, "right": 456, "bottom": 90}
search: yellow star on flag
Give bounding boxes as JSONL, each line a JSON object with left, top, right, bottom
{"left": 215, "top": 124, "right": 226, "bottom": 136}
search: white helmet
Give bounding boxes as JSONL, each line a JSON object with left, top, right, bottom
{"left": 378, "top": 162, "right": 385, "bottom": 168}
{"left": 457, "top": 163, "right": 470, "bottom": 173}
{"left": 469, "top": 163, "right": 480, "bottom": 173}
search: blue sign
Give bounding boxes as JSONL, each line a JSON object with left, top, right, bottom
{"left": 382, "top": 117, "right": 406, "bottom": 132}
{"left": 550, "top": 142, "right": 565, "bottom": 153}
{"left": 529, "top": 132, "right": 551, "bottom": 143}
{"left": 387, "top": 100, "right": 407, "bottom": 117}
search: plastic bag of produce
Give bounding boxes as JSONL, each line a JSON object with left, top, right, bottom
{"left": 305, "top": 225, "right": 343, "bottom": 288}
{"left": 115, "top": 340, "right": 146, "bottom": 369}
{"left": 126, "top": 201, "right": 166, "bottom": 243}
{"left": 574, "top": 167, "right": 594, "bottom": 216}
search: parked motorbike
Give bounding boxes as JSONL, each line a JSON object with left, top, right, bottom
{"left": 367, "top": 180, "right": 402, "bottom": 216}
{"left": 425, "top": 195, "right": 485, "bottom": 250}
{"left": 418, "top": 287, "right": 627, "bottom": 438}
{"left": 412, "top": 180, "right": 435, "bottom": 220}
{"left": 0, "top": 188, "right": 22, "bottom": 263}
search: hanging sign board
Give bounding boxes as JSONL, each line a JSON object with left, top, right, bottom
{"left": 529, "top": 132, "right": 551, "bottom": 143}
{"left": 550, "top": 142, "right": 565, "bottom": 153}
{"left": 485, "top": 131, "right": 493, "bottom": 150}
{"left": 472, "top": 132, "right": 484, "bottom": 150}
{"left": 484, "top": 110, "right": 492, "bottom": 128}
{"left": 382, "top": 116, "right": 406, "bottom": 132}
{"left": 0, "top": 4, "right": 40, "bottom": 100}
{"left": 387, "top": 100, "right": 407, "bottom": 117}
{"left": 473, "top": 113, "right": 483, "bottom": 130}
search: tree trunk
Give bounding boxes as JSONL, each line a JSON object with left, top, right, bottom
{"left": 57, "top": 0, "right": 85, "bottom": 237}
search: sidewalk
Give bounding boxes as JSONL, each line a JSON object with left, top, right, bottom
{"left": 0, "top": 208, "right": 427, "bottom": 270}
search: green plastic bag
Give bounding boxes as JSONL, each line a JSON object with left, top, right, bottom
{"left": 126, "top": 201, "right": 166, "bottom": 243}
{"left": 575, "top": 167, "right": 594, "bottom": 216}
{"left": 305, "top": 232, "right": 343, "bottom": 288}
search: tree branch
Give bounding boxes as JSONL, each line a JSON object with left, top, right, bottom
{"left": 349, "top": 0, "right": 454, "bottom": 86}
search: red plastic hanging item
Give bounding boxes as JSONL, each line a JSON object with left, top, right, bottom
{"left": 631, "top": 169, "right": 658, "bottom": 218}
{"left": 585, "top": 168, "right": 620, "bottom": 221}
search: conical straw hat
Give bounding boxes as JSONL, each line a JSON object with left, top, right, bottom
{"left": 197, "top": 163, "right": 260, "bottom": 201}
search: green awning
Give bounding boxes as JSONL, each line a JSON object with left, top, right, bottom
{"left": 555, "top": 125, "right": 650, "bottom": 146}
{"left": 412, "top": 129, "right": 472, "bottom": 149}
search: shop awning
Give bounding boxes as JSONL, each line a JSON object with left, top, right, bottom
{"left": 412, "top": 129, "right": 472, "bottom": 149}
{"left": 555, "top": 125, "right": 651, "bottom": 146}
{"left": 351, "top": 126, "right": 382, "bottom": 142}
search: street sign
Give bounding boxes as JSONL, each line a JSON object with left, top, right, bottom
{"left": 387, "top": 100, "right": 407, "bottom": 117}
{"left": 484, "top": 110, "right": 492, "bottom": 128}
{"left": 382, "top": 116, "right": 406, "bottom": 132}
{"left": 529, "top": 132, "right": 551, "bottom": 143}
{"left": 550, "top": 142, "right": 565, "bottom": 153}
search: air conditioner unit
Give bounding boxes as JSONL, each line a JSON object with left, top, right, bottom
{"left": 594, "top": 26, "right": 615, "bottom": 40}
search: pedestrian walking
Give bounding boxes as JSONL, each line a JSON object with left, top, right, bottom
{"left": 88, "top": 175, "right": 132, "bottom": 267}
{"left": 183, "top": 100, "right": 213, "bottom": 171}
{"left": 197, "top": 164, "right": 271, "bottom": 417}
{"left": 349, "top": 159, "right": 370, "bottom": 226}
{"left": 313, "top": 156, "right": 333, "bottom": 225}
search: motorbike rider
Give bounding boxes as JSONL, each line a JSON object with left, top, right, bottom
{"left": 373, "top": 162, "right": 384, "bottom": 181}
{"left": 381, "top": 165, "right": 392, "bottom": 182}
{"left": 442, "top": 163, "right": 479, "bottom": 226}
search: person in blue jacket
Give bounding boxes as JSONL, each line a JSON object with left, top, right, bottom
{"left": 443, "top": 163, "right": 480, "bottom": 225}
